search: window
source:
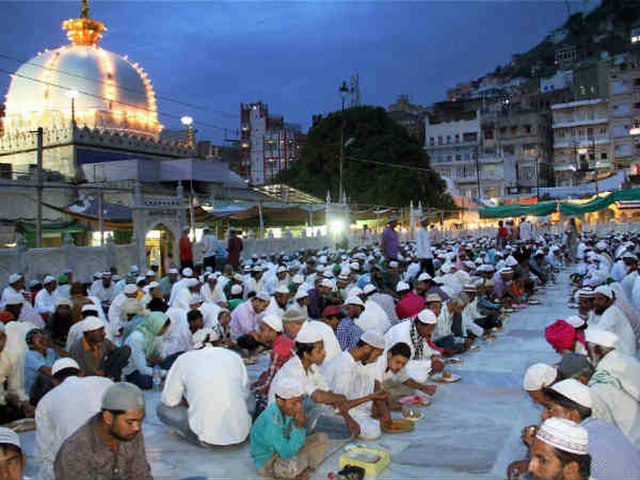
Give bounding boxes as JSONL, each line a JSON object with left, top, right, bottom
{"left": 437, "top": 136, "right": 443, "bottom": 145}
{"left": 454, "top": 134, "right": 460, "bottom": 143}
{"left": 601, "top": 152, "right": 608, "bottom": 160}
{"left": 503, "top": 145, "right": 515, "bottom": 155}
{"left": 599, "top": 127, "right": 607, "bottom": 135}
{"left": 463, "top": 132, "right": 477, "bottom": 142}
{"left": 579, "top": 154, "right": 586, "bottom": 161}
{"left": 446, "top": 135, "right": 451, "bottom": 144}
{"left": 429, "top": 137, "right": 435, "bottom": 146}
{"left": 484, "top": 129, "right": 494, "bottom": 140}
{"left": 511, "top": 126, "right": 518, "bottom": 135}
{"left": 447, "top": 155, "right": 453, "bottom": 162}
{"left": 524, "top": 125, "right": 532, "bottom": 134}
{"left": 456, "top": 154, "right": 462, "bottom": 162}
{"left": 499, "top": 127, "right": 507, "bottom": 135}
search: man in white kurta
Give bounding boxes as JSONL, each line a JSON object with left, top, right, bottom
{"left": 590, "top": 286, "right": 636, "bottom": 356}
{"left": 34, "top": 276, "right": 60, "bottom": 317}
{"left": 89, "top": 274, "right": 116, "bottom": 303}
{"left": 158, "top": 328, "right": 252, "bottom": 446}
{"left": 200, "top": 275, "right": 228, "bottom": 306}
{"left": 36, "top": 361, "right": 113, "bottom": 479}
{"left": 355, "top": 299, "right": 390, "bottom": 334}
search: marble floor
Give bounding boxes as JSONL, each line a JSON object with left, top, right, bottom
{"left": 20, "top": 272, "right": 571, "bottom": 479}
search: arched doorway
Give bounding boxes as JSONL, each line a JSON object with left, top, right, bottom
{"left": 145, "top": 223, "right": 176, "bottom": 278}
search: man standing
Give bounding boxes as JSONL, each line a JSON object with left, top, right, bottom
{"left": 380, "top": 218, "right": 399, "bottom": 260}
{"left": 54, "top": 382, "right": 152, "bottom": 480}
{"left": 226, "top": 229, "right": 243, "bottom": 270}
{"left": 179, "top": 227, "right": 194, "bottom": 270}
{"left": 415, "top": 216, "right": 434, "bottom": 276}
{"left": 201, "top": 227, "right": 217, "bottom": 272}
{"left": 158, "top": 328, "right": 252, "bottom": 446}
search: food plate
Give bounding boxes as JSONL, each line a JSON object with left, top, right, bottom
{"left": 382, "top": 418, "right": 415, "bottom": 434}
{"left": 446, "top": 357, "right": 462, "bottom": 365}
{"left": 468, "top": 345, "right": 481, "bottom": 352}
{"left": 433, "top": 372, "right": 461, "bottom": 383}
{"left": 528, "top": 300, "right": 542, "bottom": 305}
{"left": 503, "top": 308, "right": 516, "bottom": 313}
{"left": 401, "top": 405, "right": 423, "bottom": 421}
{"left": 398, "top": 394, "right": 431, "bottom": 407}
{"left": 6, "top": 418, "right": 36, "bottom": 432}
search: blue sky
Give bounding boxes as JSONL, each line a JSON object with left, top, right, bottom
{"left": 0, "top": 1, "right": 597, "bottom": 141}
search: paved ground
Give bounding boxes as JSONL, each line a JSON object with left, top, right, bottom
{"left": 20, "top": 272, "right": 571, "bottom": 479}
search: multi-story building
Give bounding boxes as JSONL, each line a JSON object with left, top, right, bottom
{"left": 551, "top": 98, "right": 611, "bottom": 186}
{"left": 481, "top": 109, "right": 553, "bottom": 195}
{"left": 387, "top": 95, "right": 427, "bottom": 144}
{"left": 608, "top": 54, "right": 640, "bottom": 175}
{"left": 240, "top": 102, "right": 300, "bottom": 186}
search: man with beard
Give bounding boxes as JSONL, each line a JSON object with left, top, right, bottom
{"left": 590, "top": 286, "right": 635, "bottom": 356}
{"left": 54, "top": 382, "right": 151, "bottom": 479}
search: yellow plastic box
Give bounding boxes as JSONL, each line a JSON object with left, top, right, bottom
{"left": 338, "top": 446, "right": 390, "bottom": 477}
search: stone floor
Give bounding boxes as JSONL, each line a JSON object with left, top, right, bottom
{"left": 20, "top": 272, "right": 571, "bottom": 479}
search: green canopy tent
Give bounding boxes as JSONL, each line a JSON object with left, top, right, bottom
{"left": 479, "top": 201, "right": 558, "bottom": 219}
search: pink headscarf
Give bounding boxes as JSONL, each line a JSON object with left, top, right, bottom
{"left": 545, "top": 319, "right": 583, "bottom": 352}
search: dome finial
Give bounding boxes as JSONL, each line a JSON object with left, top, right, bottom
{"left": 62, "top": 0, "right": 106, "bottom": 46}
{"left": 81, "top": 0, "right": 89, "bottom": 19}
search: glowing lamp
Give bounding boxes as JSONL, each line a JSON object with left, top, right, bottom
{"left": 181, "top": 116, "right": 193, "bottom": 126}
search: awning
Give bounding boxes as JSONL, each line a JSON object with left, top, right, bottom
{"left": 559, "top": 188, "right": 640, "bottom": 215}
{"left": 479, "top": 201, "right": 558, "bottom": 219}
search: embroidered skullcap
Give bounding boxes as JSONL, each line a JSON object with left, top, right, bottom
{"left": 536, "top": 418, "right": 589, "bottom": 456}
{"left": 523, "top": 363, "right": 557, "bottom": 391}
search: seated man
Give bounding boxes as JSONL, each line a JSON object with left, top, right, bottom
{"left": 0, "top": 323, "right": 32, "bottom": 423}
{"left": 69, "top": 316, "right": 130, "bottom": 380}
{"left": 251, "top": 378, "right": 329, "bottom": 480}
{"left": 54, "top": 382, "right": 152, "bottom": 480}
{"left": 35, "top": 358, "right": 113, "bottom": 479}
{"left": 0, "top": 427, "right": 25, "bottom": 480}
{"left": 158, "top": 328, "right": 252, "bottom": 447}
{"left": 377, "top": 342, "right": 437, "bottom": 404}
{"left": 23, "top": 329, "right": 58, "bottom": 404}
{"left": 321, "top": 330, "right": 389, "bottom": 439}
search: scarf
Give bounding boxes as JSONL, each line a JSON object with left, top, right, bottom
{"left": 134, "top": 311, "right": 168, "bottom": 354}
{"left": 589, "top": 369, "right": 623, "bottom": 390}
{"left": 410, "top": 320, "right": 424, "bottom": 360}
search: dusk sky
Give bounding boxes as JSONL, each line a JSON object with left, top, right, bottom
{"left": 0, "top": 1, "right": 598, "bottom": 142}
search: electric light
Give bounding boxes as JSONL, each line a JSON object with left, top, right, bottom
{"left": 181, "top": 116, "right": 193, "bottom": 126}
{"left": 329, "top": 219, "right": 345, "bottom": 234}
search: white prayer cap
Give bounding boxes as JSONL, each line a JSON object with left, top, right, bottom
{"left": 292, "top": 274, "right": 304, "bottom": 284}
{"left": 577, "top": 288, "right": 595, "bottom": 298}
{"left": 593, "top": 285, "right": 614, "bottom": 299}
{"left": 275, "top": 285, "right": 290, "bottom": 295}
{"left": 499, "top": 267, "right": 514, "bottom": 275}
{"left": 396, "top": 281, "right": 410, "bottom": 293}
{"left": 184, "top": 278, "right": 199, "bottom": 288}
{"left": 595, "top": 241, "right": 608, "bottom": 250}
{"left": 8, "top": 273, "right": 21, "bottom": 284}
{"left": 52, "top": 357, "right": 80, "bottom": 375}
{"left": 0, "top": 427, "right": 21, "bottom": 450}
{"left": 81, "top": 316, "right": 105, "bottom": 332}
{"left": 230, "top": 284, "right": 243, "bottom": 295}
{"left": 112, "top": 274, "right": 121, "bottom": 282}
{"left": 182, "top": 267, "right": 193, "bottom": 277}
{"left": 345, "top": 296, "right": 365, "bottom": 308}
{"left": 189, "top": 294, "right": 203, "bottom": 305}
{"left": 94, "top": 272, "right": 103, "bottom": 279}
{"left": 276, "top": 265, "right": 288, "bottom": 273}
{"left": 254, "top": 291, "right": 271, "bottom": 302}
{"left": 622, "top": 252, "right": 637, "bottom": 260}
{"left": 440, "top": 263, "right": 453, "bottom": 274}
{"left": 347, "top": 287, "right": 363, "bottom": 297}
{"left": 363, "top": 284, "right": 377, "bottom": 295}
{"left": 135, "top": 276, "right": 145, "bottom": 284}
{"left": 534, "top": 249, "right": 545, "bottom": 257}
{"left": 130, "top": 265, "right": 139, "bottom": 273}
{"left": 102, "top": 382, "right": 145, "bottom": 411}
{"left": 417, "top": 272, "right": 433, "bottom": 282}
{"left": 361, "top": 330, "right": 386, "bottom": 350}
{"left": 147, "top": 281, "right": 160, "bottom": 289}
{"left": 349, "top": 262, "right": 360, "bottom": 271}
{"left": 320, "top": 279, "right": 334, "bottom": 289}
{"left": 102, "top": 271, "right": 112, "bottom": 278}
{"left": 523, "top": 363, "right": 557, "bottom": 391}
{"left": 416, "top": 309, "right": 437, "bottom": 325}
{"left": 262, "top": 314, "right": 284, "bottom": 333}
{"left": 549, "top": 379, "right": 592, "bottom": 409}
{"left": 565, "top": 315, "right": 586, "bottom": 329}
{"left": 55, "top": 297, "right": 72, "bottom": 308}
{"left": 585, "top": 327, "right": 618, "bottom": 349}
{"left": 506, "top": 256, "right": 519, "bottom": 267}
{"left": 192, "top": 327, "right": 220, "bottom": 349}
{"left": 273, "top": 378, "right": 305, "bottom": 399}
{"left": 425, "top": 293, "right": 442, "bottom": 303}
{"left": 145, "top": 270, "right": 155, "bottom": 276}
{"left": 463, "top": 283, "right": 477, "bottom": 292}
{"left": 294, "top": 288, "right": 309, "bottom": 300}
{"left": 81, "top": 303, "right": 99, "bottom": 313}
{"left": 4, "top": 294, "right": 23, "bottom": 306}
{"left": 536, "top": 418, "right": 589, "bottom": 456}
{"left": 295, "top": 323, "right": 322, "bottom": 344}
{"left": 168, "top": 268, "right": 179, "bottom": 275}
{"left": 388, "top": 261, "right": 399, "bottom": 268}
{"left": 43, "top": 275, "right": 56, "bottom": 284}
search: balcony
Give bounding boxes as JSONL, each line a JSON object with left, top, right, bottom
{"left": 552, "top": 117, "right": 609, "bottom": 129}
{"left": 553, "top": 137, "right": 609, "bottom": 149}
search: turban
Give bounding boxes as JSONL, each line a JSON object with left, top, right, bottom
{"left": 545, "top": 320, "right": 578, "bottom": 351}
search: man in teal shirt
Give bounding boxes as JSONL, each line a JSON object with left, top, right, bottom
{"left": 251, "top": 378, "right": 329, "bottom": 478}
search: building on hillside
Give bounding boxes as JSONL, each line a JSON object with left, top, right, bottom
{"left": 481, "top": 109, "right": 553, "bottom": 195}
{"left": 551, "top": 98, "right": 611, "bottom": 186}
{"left": 574, "top": 59, "right": 610, "bottom": 101}
{"left": 387, "top": 95, "right": 427, "bottom": 144}
{"left": 540, "top": 70, "right": 574, "bottom": 93}
{"left": 608, "top": 54, "right": 640, "bottom": 175}
{"left": 240, "top": 102, "right": 300, "bottom": 186}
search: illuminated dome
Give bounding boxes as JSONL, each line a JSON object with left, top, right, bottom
{"left": 3, "top": 0, "right": 161, "bottom": 139}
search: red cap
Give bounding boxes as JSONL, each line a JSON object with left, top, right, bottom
{"left": 322, "top": 305, "right": 344, "bottom": 317}
{"left": 0, "top": 311, "right": 15, "bottom": 323}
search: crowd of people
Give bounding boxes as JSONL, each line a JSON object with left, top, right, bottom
{"left": 0, "top": 215, "right": 638, "bottom": 479}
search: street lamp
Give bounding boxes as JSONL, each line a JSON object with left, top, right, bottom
{"left": 67, "top": 89, "right": 79, "bottom": 126}
{"left": 181, "top": 116, "right": 194, "bottom": 147}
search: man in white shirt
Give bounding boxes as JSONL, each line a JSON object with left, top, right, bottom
{"left": 201, "top": 227, "right": 217, "bottom": 272}
{"left": 89, "top": 272, "right": 116, "bottom": 304}
{"left": 590, "top": 286, "right": 636, "bottom": 356}
{"left": 321, "top": 330, "right": 389, "bottom": 439}
{"left": 200, "top": 274, "right": 228, "bottom": 307}
{"left": 35, "top": 358, "right": 113, "bottom": 479}
{"left": 415, "top": 216, "right": 434, "bottom": 276}
{"left": 265, "top": 286, "right": 291, "bottom": 319}
{"left": 1, "top": 274, "right": 24, "bottom": 309}
{"left": 158, "top": 328, "right": 252, "bottom": 446}
{"left": 34, "top": 276, "right": 60, "bottom": 317}
{"left": 107, "top": 285, "right": 139, "bottom": 335}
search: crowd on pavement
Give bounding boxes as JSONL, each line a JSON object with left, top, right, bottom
{"left": 0, "top": 215, "right": 638, "bottom": 480}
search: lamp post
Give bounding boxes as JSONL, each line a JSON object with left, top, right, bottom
{"left": 338, "top": 81, "right": 349, "bottom": 201}
{"left": 67, "top": 89, "right": 79, "bottom": 127}
{"left": 181, "top": 116, "right": 194, "bottom": 148}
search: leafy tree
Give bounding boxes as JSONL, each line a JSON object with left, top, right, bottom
{"left": 276, "top": 106, "right": 453, "bottom": 208}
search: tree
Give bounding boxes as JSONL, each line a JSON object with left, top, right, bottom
{"left": 276, "top": 106, "right": 453, "bottom": 208}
